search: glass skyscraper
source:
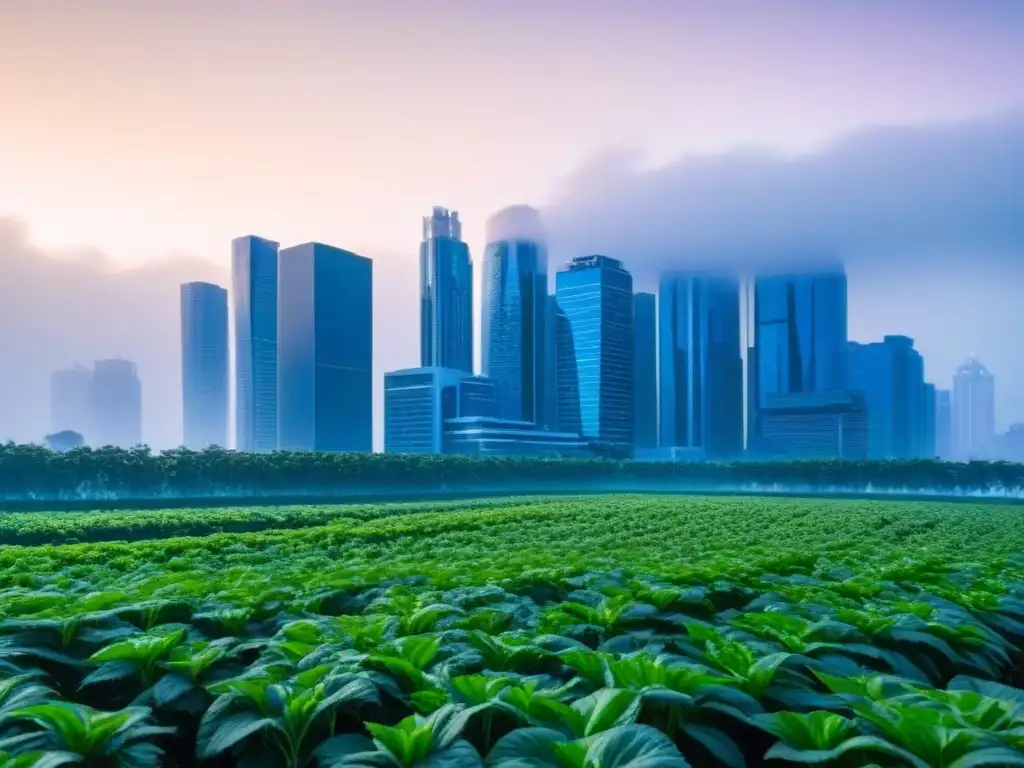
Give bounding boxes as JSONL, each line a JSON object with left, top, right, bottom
{"left": 658, "top": 274, "right": 743, "bottom": 458}
{"left": 555, "top": 255, "right": 634, "bottom": 447}
{"left": 935, "top": 388, "right": 953, "bottom": 459}
{"left": 633, "top": 292, "right": 658, "bottom": 449}
{"left": 749, "top": 264, "right": 848, "bottom": 448}
{"left": 420, "top": 207, "right": 473, "bottom": 373}
{"left": 180, "top": 281, "right": 229, "bottom": 450}
{"left": 277, "top": 243, "right": 373, "bottom": 453}
{"left": 232, "top": 235, "right": 279, "bottom": 452}
{"left": 91, "top": 359, "right": 142, "bottom": 448}
{"left": 952, "top": 356, "right": 995, "bottom": 459}
{"left": 481, "top": 205, "right": 547, "bottom": 425}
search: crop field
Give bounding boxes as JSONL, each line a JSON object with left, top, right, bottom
{"left": 0, "top": 495, "right": 1022, "bottom": 767}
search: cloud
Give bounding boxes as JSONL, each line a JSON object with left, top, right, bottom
{"left": 542, "top": 109, "right": 1024, "bottom": 426}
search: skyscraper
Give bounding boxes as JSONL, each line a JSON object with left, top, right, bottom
{"left": 659, "top": 274, "right": 743, "bottom": 458}
{"left": 544, "top": 294, "right": 560, "bottom": 431}
{"left": 180, "top": 281, "right": 229, "bottom": 450}
{"left": 935, "top": 388, "right": 953, "bottom": 459}
{"left": 420, "top": 207, "right": 473, "bottom": 372}
{"left": 50, "top": 365, "right": 93, "bottom": 439}
{"left": 633, "top": 292, "right": 658, "bottom": 449}
{"left": 232, "top": 235, "right": 279, "bottom": 452}
{"left": 481, "top": 205, "right": 547, "bottom": 425}
{"left": 923, "top": 383, "right": 937, "bottom": 459}
{"left": 555, "top": 255, "right": 634, "bottom": 448}
{"left": 749, "top": 264, "right": 848, "bottom": 448}
{"left": 952, "top": 356, "right": 995, "bottom": 460}
{"left": 278, "top": 242, "right": 373, "bottom": 452}
{"left": 848, "top": 335, "right": 926, "bottom": 458}
{"left": 91, "top": 359, "right": 142, "bottom": 448}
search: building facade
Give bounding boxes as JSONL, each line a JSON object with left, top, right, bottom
{"left": 278, "top": 243, "right": 373, "bottom": 453}
{"left": 384, "top": 367, "right": 496, "bottom": 454}
{"left": 555, "top": 255, "right": 634, "bottom": 448}
{"left": 232, "top": 235, "right": 279, "bottom": 452}
{"left": 758, "top": 391, "right": 869, "bottom": 460}
{"left": 633, "top": 292, "right": 658, "bottom": 450}
{"left": 50, "top": 365, "right": 93, "bottom": 440}
{"left": 935, "top": 388, "right": 953, "bottom": 460}
{"left": 420, "top": 207, "right": 473, "bottom": 373}
{"left": 443, "top": 417, "right": 589, "bottom": 457}
{"left": 180, "top": 281, "right": 229, "bottom": 449}
{"left": 952, "top": 356, "right": 995, "bottom": 460}
{"left": 848, "top": 335, "right": 927, "bottom": 459}
{"left": 91, "top": 359, "right": 142, "bottom": 448}
{"left": 922, "top": 383, "right": 937, "bottom": 459}
{"left": 658, "top": 274, "right": 743, "bottom": 459}
{"left": 481, "top": 206, "right": 547, "bottom": 425}
{"left": 749, "top": 265, "right": 848, "bottom": 449}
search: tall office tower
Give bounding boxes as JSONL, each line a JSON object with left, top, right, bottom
{"left": 481, "top": 205, "right": 547, "bottom": 425}
{"left": 749, "top": 264, "right": 848, "bottom": 448}
{"left": 232, "top": 235, "right": 279, "bottom": 452}
{"left": 420, "top": 207, "right": 473, "bottom": 373}
{"left": 50, "top": 365, "right": 93, "bottom": 439}
{"left": 935, "top": 388, "right": 953, "bottom": 459}
{"left": 555, "top": 255, "right": 634, "bottom": 448}
{"left": 633, "top": 292, "right": 658, "bottom": 449}
{"left": 848, "top": 336, "right": 926, "bottom": 459}
{"left": 659, "top": 274, "right": 743, "bottom": 459}
{"left": 180, "top": 281, "right": 229, "bottom": 449}
{"left": 922, "top": 383, "right": 937, "bottom": 459}
{"left": 91, "top": 359, "right": 142, "bottom": 448}
{"left": 952, "top": 356, "right": 995, "bottom": 459}
{"left": 544, "top": 294, "right": 560, "bottom": 431}
{"left": 278, "top": 243, "right": 373, "bottom": 452}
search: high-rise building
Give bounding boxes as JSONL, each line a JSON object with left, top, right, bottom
{"left": 544, "top": 294, "right": 560, "bottom": 431}
{"left": 922, "top": 383, "right": 937, "bottom": 459}
{"left": 50, "top": 365, "right": 93, "bottom": 440}
{"left": 749, "top": 265, "right": 848, "bottom": 449}
{"left": 384, "top": 367, "right": 496, "bottom": 454}
{"left": 633, "top": 292, "right": 658, "bottom": 450}
{"left": 935, "top": 388, "right": 953, "bottom": 459}
{"left": 91, "top": 359, "right": 142, "bottom": 448}
{"left": 278, "top": 243, "right": 373, "bottom": 453}
{"left": 555, "top": 255, "right": 634, "bottom": 448}
{"left": 180, "top": 282, "right": 229, "bottom": 450}
{"left": 848, "top": 336, "right": 926, "bottom": 459}
{"left": 232, "top": 235, "right": 279, "bottom": 452}
{"left": 952, "top": 356, "right": 995, "bottom": 460}
{"left": 481, "top": 205, "right": 547, "bottom": 425}
{"left": 420, "top": 207, "right": 473, "bottom": 373}
{"left": 658, "top": 274, "right": 743, "bottom": 459}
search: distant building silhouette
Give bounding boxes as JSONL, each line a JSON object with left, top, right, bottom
{"left": 952, "top": 356, "right": 995, "bottom": 460}
{"left": 544, "top": 295, "right": 560, "bottom": 431}
{"left": 50, "top": 364, "right": 93, "bottom": 440}
{"left": 848, "top": 335, "right": 927, "bottom": 459}
{"left": 994, "top": 423, "right": 1024, "bottom": 463}
{"left": 749, "top": 265, "right": 848, "bottom": 450}
{"left": 659, "top": 274, "right": 743, "bottom": 459}
{"left": 91, "top": 359, "right": 142, "bottom": 448}
{"left": 45, "top": 430, "right": 84, "bottom": 452}
{"left": 181, "top": 281, "right": 229, "bottom": 449}
{"left": 278, "top": 242, "right": 373, "bottom": 452}
{"left": 556, "top": 255, "right": 634, "bottom": 449}
{"left": 233, "top": 235, "right": 280, "bottom": 452}
{"left": 481, "top": 206, "right": 547, "bottom": 425}
{"left": 633, "top": 292, "right": 657, "bottom": 450}
{"left": 935, "top": 388, "right": 953, "bottom": 459}
{"left": 922, "top": 383, "right": 937, "bottom": 459}
{"left": 420, "top": 207, "right": 473, "bottom": 373}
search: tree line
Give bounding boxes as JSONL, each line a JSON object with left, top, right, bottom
{"left": 1, "top": 442, "right": 1023, "bottom": 501}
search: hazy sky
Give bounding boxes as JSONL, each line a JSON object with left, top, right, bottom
{"left": 1, "top": 1, "right": 1023, "bottom": 448}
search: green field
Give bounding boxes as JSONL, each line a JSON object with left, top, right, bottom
{"left": 0, "top": 495, "right": 1022, "bottom": 766}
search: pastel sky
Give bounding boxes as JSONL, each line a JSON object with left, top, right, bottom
{"left": 1, "top": 1, "right": 1023, "bottom": 448}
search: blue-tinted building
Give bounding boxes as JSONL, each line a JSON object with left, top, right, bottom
{"left": 444, "top": 417, "right": 589, "bottom": 457}
{"left": 91, "top": 359, "right": 142, "bottom": 448}
{"left": 50, "top": 365, "right": 93, "bottom": 439}
{"left": 923, "top": 383, "right": 937, "bottom": 459}
{"left": 848, "top": 335, "right": 926, "bottom": 459}
{"left": 633, "top": 292, "right": 658, "bottom": 449}
{"left": 750, "top": 265, "right": 848, "bottom": 450}
{"left": 278, "top": 243, "right": 373, "bottom": 453}
{"left": 935, "top": 388, "right": 952, "bottom": 459}
{"left": 481, "top": 206, "right": 547, "bottom": 425}
{"left": 420, "top": 208, "right": 473, "bottom": 373}
{"left": 384, "top": 367, "right": 496, "bottom": 454}
{"left": 180, "top": 282, "right": 229, "bottom": 449}
{"left": 659, "top": 274, "right": 743, "bottom": 459}
{"left": 759, "top": 391, "right": 869, "bottom": 460}
{"left": 232, "top": 235, "right": 279, "bottom": 452}
{"left": 555, "top": 255, "right": 634, "bottom": 447}
{"left": 544, "top": 294, "right": 560, "bottom": 431}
